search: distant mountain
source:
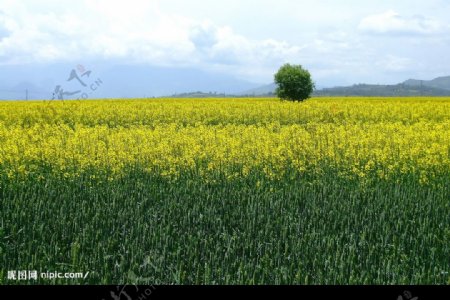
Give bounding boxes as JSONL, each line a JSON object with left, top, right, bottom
{"left": 0, "top": 81, "right": 48, "bottom": 100}
{"left": 403, "top": 76, "right": 450, "bottom": 91}
{"left": 99, "top": 64, "right": 261, "bottom": 98}
{"left": 238, "top": 83, "right": 277, "bottom": 96}
{"left": 314, "top": 83, "right": 450, "bottom": 97}
{"left": 240, "top": 76, "right": 450, "bottom": 97}
{"left": 165, "top": 91, "right": 231, "bottom": 98}
{"left": 0, "top": 62, "right": 261, "bottom": 100}
{"left": 238, "top": 82, "right": 329, "bottom": 96}
{"left": 0, "top": 63, "right": 71, "bottom": 100}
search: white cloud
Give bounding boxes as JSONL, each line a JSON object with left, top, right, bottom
{"left": 0, "top": 0, "right": 449, "bottom": 86}
{"left": 376, "top": 55, "right": 413, "bottom": 72}
{"left": 358, "top": 10, "right": 444, "bottom": 35}
{"left": 0, "top": 0, "right": 303, "bottom": 82}
{"left": 0, "top": 11, "right": 9, "bottom": 37}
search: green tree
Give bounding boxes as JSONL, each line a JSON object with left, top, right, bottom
{"left": 274, "top": 64, "right": 315, "bottom": 102}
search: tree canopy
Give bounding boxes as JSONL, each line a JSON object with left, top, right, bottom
{"left": 274, "top": 64, "right": 314, "bottom": 102}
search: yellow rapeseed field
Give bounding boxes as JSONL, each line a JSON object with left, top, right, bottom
{"left": 0, "top": 97, "right": 448, "bottom": 184}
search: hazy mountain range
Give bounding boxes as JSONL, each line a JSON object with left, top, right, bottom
{"left": 314, "top": 76, "right": 450, "bottom": 97}
{"left": 1, "top": 63, "right": 450, "bottom": 100}
{"left": 239, "top": 76, "right": 450, "bottom": 97}
{"left": 0, "top": 63, "right": 261, "bottom": 100}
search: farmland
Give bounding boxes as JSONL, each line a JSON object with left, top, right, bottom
{"left": 0, "top": 97, "right": 449, "bottom": 284}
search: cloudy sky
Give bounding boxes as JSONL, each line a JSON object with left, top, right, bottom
{"left": 1, "top": 0, "right": 450, "bottom": 89}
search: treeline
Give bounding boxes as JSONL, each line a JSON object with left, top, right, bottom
{"left": 167, "top": 84, "right": 450, "bottom": 98}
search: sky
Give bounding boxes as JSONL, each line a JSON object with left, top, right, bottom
{"left": 1, "top": 0, "right": 450, "bottom": 90}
